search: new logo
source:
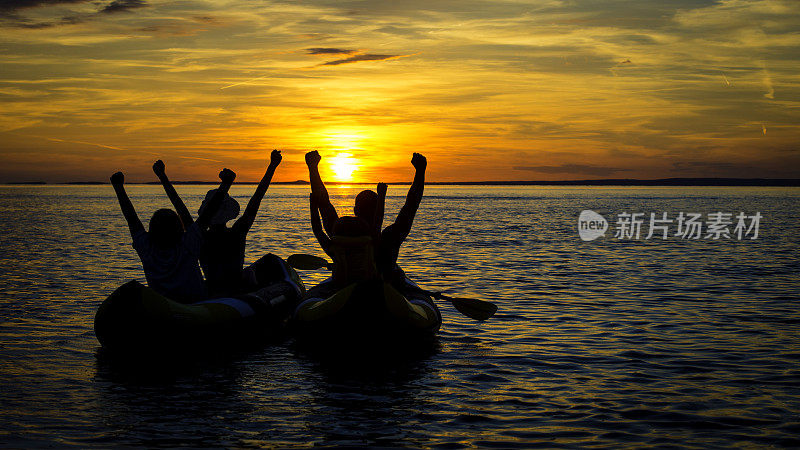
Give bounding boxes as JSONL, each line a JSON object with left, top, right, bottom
{"left": 578, "top": 210, "right": 608, "bottom": 241}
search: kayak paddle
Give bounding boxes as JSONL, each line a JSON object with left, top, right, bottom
{"left": 287, "top": 254, "right": 332, "bottom": 271}
{"left": 423, "top": 290, "right": 497, "bottom": 321}
{"left": 286, "top": 253, "right": 497, "bottom": 321}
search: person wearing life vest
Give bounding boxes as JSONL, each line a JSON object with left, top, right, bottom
{"left": 299, "top": 173, "right": 439, "bottom": 332}
{"left": 305, "top": 151, "right": 427, "bottom": 286}
{"left": 309, "top": 182, "right": 386, "bottom": 288}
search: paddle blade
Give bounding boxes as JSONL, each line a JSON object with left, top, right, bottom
{"left": 287, "top": 254, "right": 330, "bottom": 270}
{"left": 449, "top": 297, "right": 497, "bottom": 321}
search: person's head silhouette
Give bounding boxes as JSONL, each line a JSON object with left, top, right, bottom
{"left": 198, "top": 188, "right": 240, "bottom": 227}
{"left": 148, "top": 208, "right": 183, "bottom": 248}
{"left": 353, "top": 189, "right": 378, "bottom": 223}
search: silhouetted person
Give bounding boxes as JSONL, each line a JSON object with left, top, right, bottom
{"left": 310, "top": 183, "right": 386, "bottom": 288}
{"left": 306, "top": 151, "right": 427, "bottom": 286}
{"left": 154, "top": 150, "right": 283, "bottom": 297}
{"left": 110, "top": 168, "right": 235, "bottom": 303}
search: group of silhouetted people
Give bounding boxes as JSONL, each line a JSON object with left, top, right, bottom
{"left": 111, "top": 150, "right": 428, "bottom": 307}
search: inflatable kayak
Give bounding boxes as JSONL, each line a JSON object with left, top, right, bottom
{"left": 95, "top": 255, "right": 305, "bottom": 352}
{"left": 292, "top": 276, "right": 442, "bottom": 346}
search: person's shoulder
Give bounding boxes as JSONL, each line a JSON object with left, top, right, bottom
{"left": 131, "top": 229, "right": 149, "bottom": 247}
{"left": 131, "top": 229, "right": 155, "bottom": 259}
{"left": 182, "top": 222, "right": 204, "bottom": 252}
{"left": 381, "top": 223, "right": 401, "bottom": 243}
{"left": 382, "top": 222, "right": 400, "bottom": 234}
{"left": 230, "top": 217, "right": 245, "bottom": 231}
{"left": 231, "top": 217, "right": 252, "bottom": 236}
{"left": 187, "top": 221, "right": 208, "bottom": 238}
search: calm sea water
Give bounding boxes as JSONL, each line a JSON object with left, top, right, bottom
{"left": 1, "top": 184, "right": 799, "bottom": 447}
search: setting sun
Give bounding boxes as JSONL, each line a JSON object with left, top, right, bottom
{"left": 329, "top": 153, "right": 358, "bottom": 182}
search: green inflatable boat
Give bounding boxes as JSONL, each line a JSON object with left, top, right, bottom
{"left": 292, "top": 276, "right": 442, "bottom": 346}
{"left": 95, "top": 255, "right": 304, "bottom": 352}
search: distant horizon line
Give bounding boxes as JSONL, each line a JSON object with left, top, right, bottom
{"left": 4, "top": 178, "right": 800, "bottom": 187}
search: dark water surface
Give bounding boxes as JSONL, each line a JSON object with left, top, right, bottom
{"left": 1, "top": 185, "right": 799, "bottom": 447}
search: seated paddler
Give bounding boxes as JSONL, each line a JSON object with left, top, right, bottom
{"left": 294, "top": 173, "right": 440, "bottom": 330}
{"left": 305, "top": 183, "right": 386, "bottom": 297}
{"left": 304, "top": 151, "right": 429, "bottom": 289}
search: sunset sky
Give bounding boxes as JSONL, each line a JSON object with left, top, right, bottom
{"left": 1, "top": 0, "right": 798, "bottom": 183}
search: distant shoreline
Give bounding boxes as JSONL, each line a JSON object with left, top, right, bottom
{"left": 5, "top": 178, "right": 800, "bottom": 186}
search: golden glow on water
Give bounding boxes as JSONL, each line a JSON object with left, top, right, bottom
{"left": 2, "top": 186, "right": 800, "bottom": 447}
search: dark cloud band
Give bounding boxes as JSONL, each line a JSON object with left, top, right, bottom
{"left": 321, "top": 53, "right": 405, "bottom": 66}
{"left": 306, "top": 47, "right": 356, "bottom": 55}
{"left": 100, "top": 0, "right": 147, "bottom": 13}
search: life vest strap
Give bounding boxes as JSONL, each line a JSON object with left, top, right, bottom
{"left": 329, "top": 235, "right": 378, "bottom": 284}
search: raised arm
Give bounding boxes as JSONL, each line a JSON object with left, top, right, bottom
{"left": 153, "top": 159, "right": 193, "bottom": 228}
{"left": 390, "top": 153, "right": 426, "bottom": 241}
{"left": 310, "top": 193, "right": 332, "bottom": 256}
{"left": 110, "top": 171, "right": 144, "bottom": 236}
{"left": 235, "top": 149, "right": 281, "bottom": 233}
{"left": 306, "top": 150, "right": 338, "bottom": 235}
{"left": 196, "top": 168, "right": 236, "bottom": 229}
{"left": 373, "top": 182, "right": 387, "bottom": 236}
